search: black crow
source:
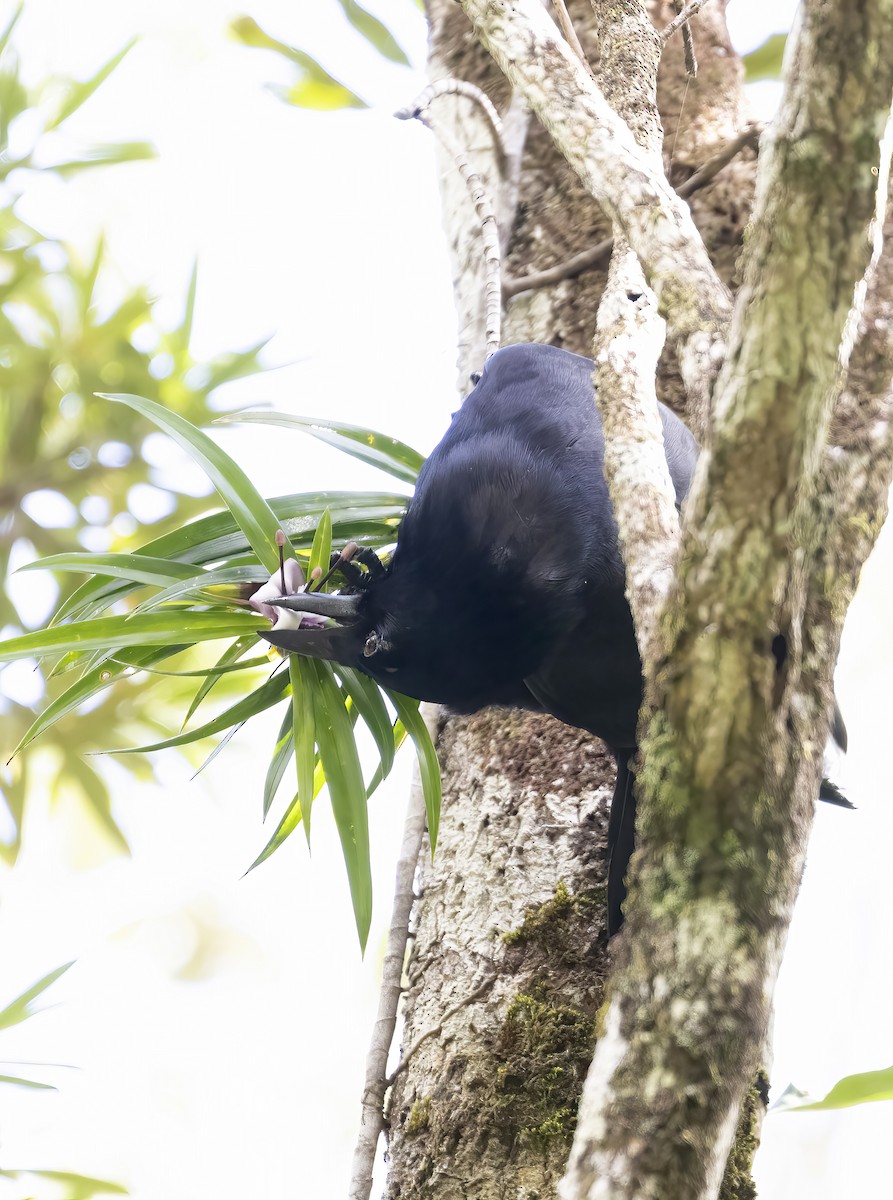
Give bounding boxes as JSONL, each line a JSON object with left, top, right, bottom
{"left": 259, "top": 342, "right": 848, "bottom": 934}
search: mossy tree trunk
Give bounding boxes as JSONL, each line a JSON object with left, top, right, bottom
{"left": 382, "top": 4, "right": 769, "bottom": 1198}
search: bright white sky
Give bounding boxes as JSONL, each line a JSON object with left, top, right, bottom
{"left": 1, "top": 3, "right": 891, "bottom": 1199}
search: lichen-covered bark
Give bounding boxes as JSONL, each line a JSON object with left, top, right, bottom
{"left": 563, "top": 2, "right": 893, "bottom": 1198}
{"left": 383, "top": 4, "right": 767, "bottom": 1199}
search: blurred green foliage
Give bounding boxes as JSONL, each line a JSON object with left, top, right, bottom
{"left": 0, "top": 6, "right": 268, "bottom": 863}
{"left": 230, "top": 0, "right": 412, "bottom": 111}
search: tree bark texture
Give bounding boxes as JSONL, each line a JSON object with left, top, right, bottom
{"left": 383, "top": 4, "right": 771, "bottom": 1198}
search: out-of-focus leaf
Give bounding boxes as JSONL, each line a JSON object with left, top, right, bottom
{"left": 230, "top": 16, "right": 367, "bottom": 109}
{"left": 289, "top": 656, "right": 316, "bottom": 838}
{"left": 47, "top": 38, "right": 138, "bottom": 129}
{"left": 742, "top": 33, "right": 787, "bottom": 82}
{"left": 387, "top": 691, "right": 440, "bottom": 851}
{"left": 46, "top": 141, "right": 156, "bottom": 174}
{"left": 313, "top": 660, "right": 372, "bottom": 949}
{"left": 222, "top": 411, "right": 424, "bottom": 484}
{"left": 334, "top": 0, "right": 411, "bottom": 65}
{"left": 105, "top": 667, "right": 289, "bottom": 754}
{"left": 0, "top": 611, "right": 264, "bottom": 663}
{"left": 0, "top": 1073, "right": 56, "bottom": 1090}
{"left": 0, "top": 963, "right": 74, "bottom": 1031}
{"left": 0, "top": 1169, "right": 128, "bottom": 1196}
{"left": 63, "top": 756, "right": 129, "bottom": 854}
{"left": 101, "top": 392, "right": 289, "bottom": 574}
{"left": 0, "top": 3, "right": 23, "bottom": 60}
{"left": 785, "top": 1066, "right": 893, "bottom": 1111}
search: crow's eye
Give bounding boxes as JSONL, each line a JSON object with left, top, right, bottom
{"left": 363, "top": 632, "right": 379, "bottom": 658}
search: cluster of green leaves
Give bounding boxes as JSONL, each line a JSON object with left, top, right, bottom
{"left": 0, "top": 394, "right": 440, "bottom": 949}
{"left": 0, "top": 7, "right": 270, "bottom": 862}
{"left": 230, "top": 0, "right": 411, "bottom": 110}
{"left": 0, "top": 962, "right": 128, "bottom": 1196}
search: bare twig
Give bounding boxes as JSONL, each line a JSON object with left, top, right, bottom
{"left": 661, "top": 0, "right": 710, "bottom": 45}
{"left": 553, "top": 0, "right": 592, "bottom": 73}
{"left": 397, "top": 82, "right": 503, "bottom": 358}
{"left": 386, "top": 970, "right": 497, "bottom": 1090}
{"left": 347, "top": 704, "right": 440, "bottom": 1200}
{"left": 396, "top": 78, "right": 504, "bottom": 153}
{"left": 672, "top": 0, "right": 699, "bottom": 76}
{"left": 503, "top": 124, "right": 760, "bottom": 299}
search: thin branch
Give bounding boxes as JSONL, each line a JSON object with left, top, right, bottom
{"left": 661, "top": 0, "right": 710, "bottom": 45}
{"left": 553, "top": 0, "right": 592, "bottom": 73}
{"left": 347, "top": 705, "right": 440, "bottom": 1200}
{"left": 671, "top": 0, "right": 699, "bottom": 75}
{"left": 503, "top": 124, "right": 760, "bottom": 300}
{"left": 458, "top": 0, "right": 731, "bottom": 428}
{"left": 397, "top": 82, "right": 503, "bottom": 358}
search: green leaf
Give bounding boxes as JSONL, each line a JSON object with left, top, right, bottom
{"left": 221, "top": 411, "right": 424, "bottom": 484}
{"left": 0, "top": 1073, "right": 57, "bottom": 1090}
{"left": 20, "top": 552, "right": 198, "bottom": 588}
{"left": 787, "top": 1066, "right": 893, "bottom": 1111}
{"left": 52, "top": 490, "right": 406, "bottom": 625}
{"left": 133, "top": 563, "right": 265, "bottom": 613}
{"left": 10, "top": 646, "right": 180, "bottom": 759}
{"left": 387, "top": 692, "right": 440, "bottom": 851}
{"left": 181, "top": 637, "right": 256, "bottom": 729}
{"left": 308, "top": 507, "right": 333, "bottom": 583}
{"left": 0, "top": 1169, "right": 128, "bottom": 1196}
{"left": 47, "top": 141, "right": 156, "bottom": 174}
{"left": 104, "top": 667, "right": 290, "bottom": 754}
{"left": 0, "top": 3, "right": 24, "bottom": 60}
{"left": 263, "top": 704, "right": 295, "bottom": 818}
{"left": 742, "top": 33, "right": 787, "bottom": 83}
{"left": 336, "top": 666, "right": 395, "bottom": 781}
{"left": 334, "top": 0, "right": 411, "bottom": 65}
{"left": 47, "top": 38, "right": 138, "bottom": 129}
{"left": 230, "top": 16, "right": 368, "bottom": 110}
{"left": 289, "top": 657, "right": 317, "bottom": 838}
{"left": 0, "top": 962, "right": 74, "bottom": 1031}
{"left": 0, "top": 611, "right": 265, "bottom": 663}
{"left": 100, "top": 392, "right": 290, "bottom": 574}
{"left": 313, "top": 661, "right": 372, "bottom": 949}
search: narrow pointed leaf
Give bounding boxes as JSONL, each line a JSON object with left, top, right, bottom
{"left": 47, "top": 38, "right": 138, "bottom": 129}
{"left": 9, "top": 645, "right": 178, "bottom": 759}
{"left": 20, "top": 552, "right": 197, "bottom": 588}
{"left": 101, "top": 391, "right": 288, "bottom": 573}
{"left": 0, "top": 1073, "right": 57, "bottom": 1090}
{"left": 787, "top": 1066, "right": 893, "bottom": 1111}
{"left": 181, "top": 637, "right": 256, "bottom": 729}
{"left": 0, "top": 612, "right": 265, "bottom": 663}
{"left": 104, "top": 668, "right": 290, "bottom": 754}
{"left": 134, "top": 563, "right": 265, "bottom": 613}
{"left": 334, "top": 0, "right": 411, "bottom": 65}
{"left": 263, "top": 704, "right": 295, "bottom": 818}
{"left": 222, "top": 411, "right": 424, "bottom": 484}
{"left": 0, "top": 962, "right": 74, "bottom": 1031}
{"left": 387, "top": 691, "right": 440, "bottom": 851}
{"left": 0, "top": 4, "right": 24, "bottom": 60}
{"left": 48, "top": 141, "right": 155, "bottom": 174}
{"left": 313, "top": 661, "right": 372, "bottom": 948}
{"left": 308, "top": 507, "right": 332, "bottom": 581}
{"left": 336, "top": 666, "right": 395, "bottom": 780}
{"left": 290, "top": 657, "right": 317, "bottom": 839}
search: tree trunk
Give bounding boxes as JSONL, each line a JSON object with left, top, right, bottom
{"left": 382, "top": 4, "right": 770, "bottom": 1197}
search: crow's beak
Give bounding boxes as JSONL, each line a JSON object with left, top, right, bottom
{"left": 261, "top": 623, "right": 360, "bottom": 662}
{"left": 266, "top": 592, "right": 362, "bottom": 621}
